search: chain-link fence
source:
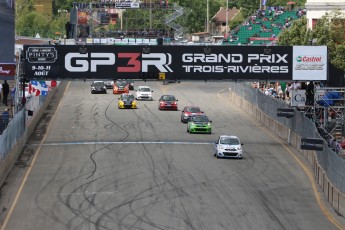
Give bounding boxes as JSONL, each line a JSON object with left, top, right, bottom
{"left": 0, "top": 95, "right": 45, "bottom": 159}
{"left": 229, "top": 82, "right": 345, "bottom": 193}
{"left": 0, "top": 109, "right": 25, "bottom": 160}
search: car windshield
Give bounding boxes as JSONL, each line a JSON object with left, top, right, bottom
{"left": 161, "top": 95, "right": 175, "bottom": 101}
{"left": 139, "top": 87, "right": 151, "bottom": 92}
{"left": 220, "top": 137, "right": 240, "bottom": 145}
{"left": 186, "top": 107, "right": 201, "bottom": 113}
{"left": 122, "top": 94, "right": 135, "bottom": 101}
{"left": 116, "top": 81, "right": 127, "bottom": 87}
{"left": 93, "top": 82, "right": 104, "bottom": 87}
{"left": 191, "top": 115, "right": 209, "bottom": 122}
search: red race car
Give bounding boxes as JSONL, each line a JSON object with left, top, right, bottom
{"left": 113, "top": 80, "right": 129, "bottom": 94}
{"left": 181, "top": 106, "right": 204, "bottom": 123}
{"left": 158, "top": 95, "right": 178, "bottom": 110}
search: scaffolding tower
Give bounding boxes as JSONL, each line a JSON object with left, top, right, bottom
{"left": 312, "top": 87, "right": 345, "bottom": 142}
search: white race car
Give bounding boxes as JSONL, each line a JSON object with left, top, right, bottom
{"left": 135, "top": 86, "right": 153, "bottom": 100}
{"left": 214, "top": 135, "right": 243, "bottom": 159}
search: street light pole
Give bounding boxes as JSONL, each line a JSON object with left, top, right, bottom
{"left": 207, "top": 0, "right": 209, "bottom": 33}
{"left": 149, "top": 0, "right": 152, "bottom": 30}
{"left": 225, "top": 0, "right": 229, "bottom": 35}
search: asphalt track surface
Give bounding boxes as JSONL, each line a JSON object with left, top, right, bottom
{"left": 1, "top": 81, "right": 345, "bottom": 230}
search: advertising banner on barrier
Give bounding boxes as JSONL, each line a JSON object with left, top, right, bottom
{"left": 23, "top": 45, "right": 294, "bottom": 80}
{"left": 292, "top": 46, "right": 327, "bottom": 81}
{"left": 22, "top": 45, "right": 328, "bottom": 81}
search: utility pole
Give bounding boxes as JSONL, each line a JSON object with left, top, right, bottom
{"left": 149, "top": 0, "right": 152, "bottom": 30}
{"left": 207, "top": 0, "right": 209, "bottom": 33}
{"left": 225, "top": 0, "right": 228, "bottom": 35}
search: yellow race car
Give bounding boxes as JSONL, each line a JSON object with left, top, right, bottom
{"left": 118, "top": 93, "right": 137, "bottom": 109}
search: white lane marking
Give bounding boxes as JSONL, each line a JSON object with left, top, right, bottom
{"left": 30, "top": 141, "right": 214, "bottom": 146}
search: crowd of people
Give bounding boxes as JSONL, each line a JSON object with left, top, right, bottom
{"left": 251, "top": 81, "right": 345, "bottom": 156}
{"left": 0, "top": 80, "right": 12, "bottom": 135}
{"left": 252, "top": 81, "right": 321, "bottom": 103}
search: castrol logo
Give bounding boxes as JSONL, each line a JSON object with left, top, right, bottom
{"left": 296, "top": 56, "right": 323, "bottom": 63}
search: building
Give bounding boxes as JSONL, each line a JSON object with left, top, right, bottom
{"left": 210, "top": 7, "right": 240, "bottom": 36}
{"left": 306, "top": 0, "right": 345, "bottom": 29}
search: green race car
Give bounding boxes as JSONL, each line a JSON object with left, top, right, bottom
{"left": 187, "top": 114, "right": 212, "bottom": 134}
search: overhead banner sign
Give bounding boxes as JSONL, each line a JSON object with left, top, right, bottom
{"left": 22, "top": 45, "right": 328, "bottom": 81}
{"left": 98, "top": 0, "right": 140, "bottom": 8}
{"left": 292, "top": 46, "right": 327, "bottom": 81}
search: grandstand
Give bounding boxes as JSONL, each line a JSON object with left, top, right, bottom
{"left": 223, "top": 7, "right": 305, "bottom": 45}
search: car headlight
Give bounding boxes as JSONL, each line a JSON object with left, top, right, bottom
{"left": 160, "top": 102, "right": 165, "bottom": 105}
{"left": 208, "top": 122, "right": 211, "bottom": 126}
{"left": 92, "top": 87, "right": 95, "bottom": 90}
{"left": 172, "top": 101, "right": 177, "bottom": 105}
{"left": 132, "top": 101, "right": 136, "bottom": 105}
{"left": 218, "top": 145, "right": 224, "bottom": 149}
{"left": 237, "top": 147, "right": 242, "bottom": 150}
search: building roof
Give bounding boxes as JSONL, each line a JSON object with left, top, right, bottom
{"left": 211, "top": 7, "right": 240, "bottom": 23}
{"left": 15, "top": 36, "right": 51, "bottom": 45}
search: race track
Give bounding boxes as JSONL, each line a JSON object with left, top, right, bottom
{"left": 1, "top": 81, "right": 343, "bottom": 230}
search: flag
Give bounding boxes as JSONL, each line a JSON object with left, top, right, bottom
{"left": 262, "top": 0, "right": 267, "bottom": 6}
{"left": 29, "top": 80, "right": 48, "bottom": 96}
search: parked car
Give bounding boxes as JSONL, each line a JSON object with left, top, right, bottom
{"left": 113, "top": 80, "right": 129, "bottom": 94}
{"left": 158, "top": 95, "right": 178, "bottom": 110}
{"left": 187, "top": 114, "right": 212, "bottom": 134}
{"left": 214, "top": 135, "right": 243, "bottom": 159}
{"left": 118, "top": 93, "right": 137, "bottom": 109}
{"left": 91, "top": 81, "right": 107, "bottom": 94}
{"left": 181, "top": 106, "right": 204, "bottom": 123}
{"left": 135, "top": 86, "right": 153, "bottom": 100}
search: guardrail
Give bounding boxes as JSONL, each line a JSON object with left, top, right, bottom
{"left": 228, "top": 82, "right": 345, "bottom": 216}
{"left": 0, "top": 85, "right": 59, "bottom": 188}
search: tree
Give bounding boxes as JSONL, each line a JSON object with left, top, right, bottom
{"left": 277, "top": 11, "right": 345, "bottom": 71}
{"left": 277, "top": 17, "right": 311, "bottom": 45}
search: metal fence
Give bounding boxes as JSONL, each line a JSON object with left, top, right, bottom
{"left": 0, "top": 95, "right": 46, "bottom": 159}
{"left": 229, "top": 82, "right": 345, "bottom": 193}
{"left": 0, "top": 109, "right": 25, "bottom": 160}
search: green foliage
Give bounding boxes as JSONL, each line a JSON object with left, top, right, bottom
{"left": 228, "top": 11, "right": 244, "bottom": 30}
{"left": 278, "top": 11, "right": 345, "bottom": 71}
{"left": 15, "top": 0, "right": 310, "bottom": 39}
{"left": 277, "top": 17, "right": 311, "bottom": 45}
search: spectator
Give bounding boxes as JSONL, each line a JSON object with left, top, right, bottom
{"left": 293, "top": 81, "right": 301, "bottom": 90}
{"left": 285, "top": 82, "right": 293, "bottom": 99}
{"left": 2, "top": 80, "right": 9, "bottom": 106}
{"left": 305, "top": 81, "right": 314, "bottom": 105}
{"left": 10, "top": 84, "right": 16, "bottom": 105}
{"left": 0, "top": 82, "right": 2, "bottom": 100}
{"left": 1, "top": 108, "right": 10, "bottom": 128}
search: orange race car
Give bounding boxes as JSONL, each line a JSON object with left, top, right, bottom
{"left": 113, "top": 80, "right": 129, "bottom": 94}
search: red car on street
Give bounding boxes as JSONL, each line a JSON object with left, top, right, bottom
{"left": 158, "top": 95, "right": 178, "bottom": 110}
{"left": 181, "top": 106, "right": 204, "bottom": 123}
{"left": 113, "top": 80, "right": 129, "bottom": 94}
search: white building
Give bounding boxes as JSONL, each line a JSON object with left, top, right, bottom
{"left": 306, "top": 0, "right": 345, "bottom": 29}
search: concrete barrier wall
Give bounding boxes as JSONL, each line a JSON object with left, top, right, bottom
{"left": 0, "top": 87, "right": 57, "bottom": 188}
{"left": 228, "top": 91, "right": 345, "bottom": 216}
